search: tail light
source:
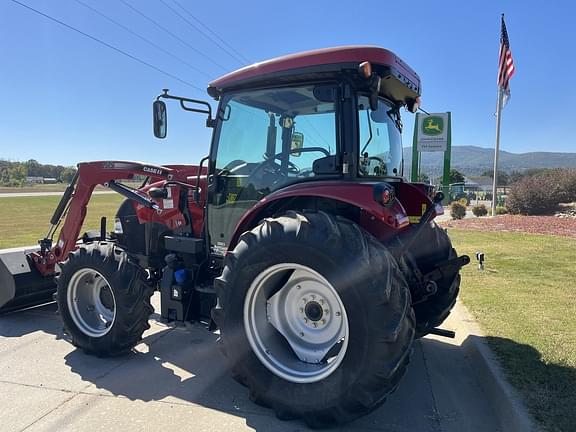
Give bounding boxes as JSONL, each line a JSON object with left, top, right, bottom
{"left": 373, "top": 183, "right": 396, "bottom": 206}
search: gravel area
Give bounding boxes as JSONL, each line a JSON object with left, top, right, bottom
{"left": 439, "top": 214, "right": 576, "bottom": 239}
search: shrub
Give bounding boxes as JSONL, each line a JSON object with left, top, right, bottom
{"left": 495, "top": 206, "right": 508, "bottom": 215}
{"left": 471, "top": 204, "right": 488, "bottom": 217}
{"left": 559, "top": 169, "right": 576, "bottom": 202}
{"left": 450, "top": 202, "right": 467, "bottom": 219}
{"left": 507, "top": 169, "right": 568, "bottom": 215}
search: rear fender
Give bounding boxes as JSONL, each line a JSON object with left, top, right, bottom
{"left": 395, "top": 182, "right": 439, "bottom": 224}
{"left": 228, "top": 182, "right": 410, "bottom": 251}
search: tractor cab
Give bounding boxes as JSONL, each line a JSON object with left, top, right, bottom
{"left": 154, "top": 46, "right": 422, "bottom": 250}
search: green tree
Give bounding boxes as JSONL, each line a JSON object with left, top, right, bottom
{"left": 59, "top": 167, "right": 77, "bottom": 183}
{"left": 449, "top": 169, "right": 465, "bottom": 184}
{"left": 481, "top": 169, "right": 509, "bottom": 186}
{"left": 7, "top": 163, "right": 27, "bottom": 187}
{"left": 417, "top": 173, "right": 430, "bottom": 183}
{"left": 25, "top": 159, "right": 41, "bottom": 176}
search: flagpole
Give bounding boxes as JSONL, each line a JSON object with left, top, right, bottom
{"left": 491, "top": 87, "right": 504, "bottom": 216}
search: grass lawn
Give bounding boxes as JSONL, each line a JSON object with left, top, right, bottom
{"left": 450, "top": 229, "right": 576, "bottom": 432}
{"left": 0, "top": 194, "right": 124, "bottom": 248}
{"left": 0, "top": 182, "right": 142, "bottom": 194}
{"left": 0, "top": 183, "right": 70, "bottom": 193}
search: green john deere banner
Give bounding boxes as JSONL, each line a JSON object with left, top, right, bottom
{"left": 411, "top": 112, "right": 452, "bottom": 204}
{"left": 416, "top": 113, "right": 449, "bottom": 152}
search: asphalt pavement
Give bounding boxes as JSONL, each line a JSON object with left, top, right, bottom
{"left": 0, "top": 294, "right": 503, "bottom": 432}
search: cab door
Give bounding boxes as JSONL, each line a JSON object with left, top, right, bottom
{"left": 207, "top": 86, "right": 338, "bottom": 256}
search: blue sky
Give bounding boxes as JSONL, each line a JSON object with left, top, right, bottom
{"left": 1, "top": 0, "right": 574, "bottom": 167}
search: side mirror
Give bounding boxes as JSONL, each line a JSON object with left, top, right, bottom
{"left": 369, "top": 75, "right": 381, "bottom": 111}
{"left": 153, "top": 100, "right": 167, "bottom": 139}
{"left": 291, "top": 132, "right": 304, "bottom": 157}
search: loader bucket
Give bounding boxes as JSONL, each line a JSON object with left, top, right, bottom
{"left": 0, "top": 246, "right": 57, "bottom": 313}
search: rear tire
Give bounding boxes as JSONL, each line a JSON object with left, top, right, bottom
{"left": 409, "top": 223, "right": 461, "bottom": 337}
{"left": 56, "top": 242, "right": 153, "bottom": 356}
{"left": 213, "top": 211, "right": 415, "bottom": 428}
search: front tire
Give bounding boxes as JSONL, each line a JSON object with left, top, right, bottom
{"left": 56, "top": 242, "right": 153, "bottom": 356}
{"left": 213, "top": 211, "right": 415, "bottom": 428}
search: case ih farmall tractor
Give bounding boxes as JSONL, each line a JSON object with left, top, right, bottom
{"left": 0, "top": 46, "right": 469, "bottom": 427}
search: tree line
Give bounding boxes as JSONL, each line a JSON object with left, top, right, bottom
{"left": 0, "top": 159, "right": 76, "bottom": 187}
{"left": 418, "top": 168, "right": 556, "bottom": 187}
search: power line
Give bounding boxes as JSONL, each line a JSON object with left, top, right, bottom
{"left": 9, "top": 0, "right": 203, "bottom": 92}
{"left": 159, "top": 0, "right": 248, "bottom": 66}
{"left": 119, "top": 0, "right": 228, "bottom": 72}
{"left": 171, "top": 0, "right": 251, "bottom": 65}
{"left": 72, "top": 0, "right": 212, "bottom": 80}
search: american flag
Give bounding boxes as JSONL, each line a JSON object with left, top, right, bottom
{"left": 498, "top": 15, "right": 515, "bottom": 105}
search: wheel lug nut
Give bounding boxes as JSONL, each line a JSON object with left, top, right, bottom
{"left": 302, "top": 298, "right": 307, "bottom": 303}
{"left": 299, "top": 332, "right": 304, "bottom": 337}
{"left": 311, "top": 294, "right": 316, "bottom": 300}
{"left": 304, "top": 318, "right": 308, "bottom": 323}
{"left": 296, "top": 285, "right": 301, "bottom": 289}
{"left": 321, "top": 319, "right": 326, "bottom": 325}
{"left": 324, "top": 309, "right": 329, "bottom": 314}
{"left": 335, "top": 311, "right": 341, "bottom": 317}
{"left": 299, "top": 308, "right": 304, "bottom": 313}
{"left": 319, "top": 299, "right": 324, "bottom": 305}
{"left": 313, "top": 322, "right": 317, "bottom": 328}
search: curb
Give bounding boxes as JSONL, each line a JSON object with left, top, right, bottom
{"left": 451, "top": 300, "right": 538, "bottom": 432}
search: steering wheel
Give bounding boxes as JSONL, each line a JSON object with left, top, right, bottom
{"left": 252, "top": 154, "right": 300, "bottom": 176}
{"left": 268, "top": 147, "right": 331, "bottom": 173}
{"left": 360, "top": 156, "right": 387, "bottom": 175}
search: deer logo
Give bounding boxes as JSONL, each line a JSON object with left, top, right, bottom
{"left": 422, "top": 116, "right": 444, "bottom": 136}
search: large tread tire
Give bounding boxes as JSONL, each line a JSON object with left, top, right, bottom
{"left": 409, "top": 223, "right": 461, "bottom": 337}
{"left": 212, "top": 211, "right": 415, "bottom": 428}
{"left": 56, "top": 242, "right": 153, "bottom": 356}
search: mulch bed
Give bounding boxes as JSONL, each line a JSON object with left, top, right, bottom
{"left": 439, "top": 215, "right": 576, "bottom": 238}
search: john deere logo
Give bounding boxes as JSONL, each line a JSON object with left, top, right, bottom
{"left": 422, "top": 116, "right": 444, "bottom": 136}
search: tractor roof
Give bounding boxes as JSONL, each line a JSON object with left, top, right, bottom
{"left": 208, "top": 45, "right": 420, "bottom": 97}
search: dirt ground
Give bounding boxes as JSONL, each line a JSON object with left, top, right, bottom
{"left": 439, "top": 214, "right": 576, "bottom": 239}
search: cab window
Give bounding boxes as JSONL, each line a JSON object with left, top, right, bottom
{"left": 358, "top": 96, "right": 403, "bottom": 177}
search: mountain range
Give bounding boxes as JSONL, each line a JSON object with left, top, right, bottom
{"left": 403, "top": 145, "right": 576, "bottom": 177}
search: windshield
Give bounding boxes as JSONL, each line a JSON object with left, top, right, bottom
{"left": 214, "top": 85, "right": 338, "bottom": 186}
{"left": 357, "top": 96, "right": 403, "bottom": 177}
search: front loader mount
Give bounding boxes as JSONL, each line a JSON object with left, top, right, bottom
{"left": 0, "top": 160, "right": 194, "bottom": 314}
{"left": 0, "top": 246, "right": 56, "bottom": 313}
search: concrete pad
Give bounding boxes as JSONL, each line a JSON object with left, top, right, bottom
{"left": 0, "top": 304, "right": 168, "bottom": 393}
{"left": 0, "top": 295, "right": 510, "bottom": 431}
{"left": 24, "top": 393, "right": 308, "bottom": 432}
{"left": 0, "top": 381, "right": 73, "bottom": 432}
{"left": 76, "top": 323, "right": 440, "bottom": 431}
{"left": 454, "top": 301, "right": 536, "bottom": 432}
{"left": 422, "top": 318, "right": 502, "bottom": 431}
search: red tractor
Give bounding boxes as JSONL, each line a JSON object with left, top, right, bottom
{"left": 0, "top": 46, "right": 468, "bottom": 427}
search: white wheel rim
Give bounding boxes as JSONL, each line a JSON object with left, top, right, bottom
{"left": 66, "top": 268, "right": 116, "bottom": 338}
{"left": 244, "top": 263, "right": 349, "bottom": 384}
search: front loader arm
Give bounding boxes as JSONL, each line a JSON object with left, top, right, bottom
{"left": 31, "top": 161, "right": 179, "bottom": 276}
